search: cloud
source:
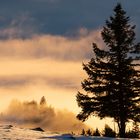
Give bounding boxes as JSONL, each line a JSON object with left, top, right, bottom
{"left": 0, "top": 14, "right": 38, "bottom": 39}
{"left": 0, "top": 98, "right": 88, "bottom": 133}
{"left": 0, "top": 76, "right": 29, "bottom": 88}
{"left": 0, "top": 28, "right": 103, "bottom": 91}
{"left": 0, "top": 28, "right": 103, "bottom": 61}
{"left": 0, "top": 0, "right": 139, "bottom": 36}
{"left": 0, "top": 75, "right": 81, "bottom": 90}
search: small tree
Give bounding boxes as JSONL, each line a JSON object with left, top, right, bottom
{"left": 81, "top": 129, "right": 86, "bottom": 136}
{"left": 76, "top": 3, "right": 140, "bottom": 138}
{"left": 86, "top": 129, "right": 92, "bottom": 136}
{"left": 40, "top": 96, "right": 46, "bottom": 106}
{"left": 93, "top": 128, "right": 101, "bottom": 136}
{"left": 103, "top": 125, "right": 116, "bottom": 137}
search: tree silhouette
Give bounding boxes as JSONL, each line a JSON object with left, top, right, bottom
{"left": 103, "top": 125, "right": 116, "bottom": 137}
{"left": 93, "top": 128, "right": 101, "bottom": 136}
{"left": 86, "top": 129, "right": 92, "bottom": 136}
{"left": 76, "top": 3, "right": 140, "bottom": 138}
{"left": 81, "top": 129, "right": 86, "bottom": 136}
{"left": 40, "top": 96, "right": 46, "bottom": 106}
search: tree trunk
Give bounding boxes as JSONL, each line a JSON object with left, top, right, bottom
{"left": 119, "top": 119, "right": 126, "bottom": 138}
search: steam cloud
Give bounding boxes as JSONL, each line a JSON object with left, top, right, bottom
{"left": 0, "top": 97, "right": 88, "bottom": 133}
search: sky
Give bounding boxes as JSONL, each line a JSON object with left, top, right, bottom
{"left": 0, "top": 0, "right": 140, "bottom": 132}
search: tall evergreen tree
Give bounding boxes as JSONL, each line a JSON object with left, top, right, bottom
{"left": 76, "top": 3, "right": 140, "bottom": 138}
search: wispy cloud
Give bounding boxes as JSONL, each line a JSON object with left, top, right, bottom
{"left": 0, "top": 75, "right": 81, "bottom": 90}
{"left": 0, "top": 14, "right": 38, "bottom": 39}
{"left": 0, "top": 28, "right": 104, "bottom": 93}
{"left": 0, "top": 29, "right": 103, "bottom": 60}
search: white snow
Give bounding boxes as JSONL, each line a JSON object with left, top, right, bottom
{"left": 0, "top": 125, "right": 138, "bottom": 140}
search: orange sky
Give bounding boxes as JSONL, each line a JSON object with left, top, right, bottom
{"left": 0, "top": 1, "right": 139, "bottom": 133}
{"left": 0, "top": 29, "right": 116, "bottom": 130}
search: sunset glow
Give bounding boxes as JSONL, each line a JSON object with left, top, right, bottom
{"left": 0, "top": 0, "right": 139, "bottom": 133}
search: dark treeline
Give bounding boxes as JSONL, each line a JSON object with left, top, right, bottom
{"left": 80, "top": 123, "right": 139, "bottom": 138}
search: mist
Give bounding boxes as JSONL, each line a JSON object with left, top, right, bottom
{"left": 0, "top": 97, "right": 88, "bottom": 133}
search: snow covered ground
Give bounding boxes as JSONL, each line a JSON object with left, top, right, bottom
{"left": 0, "top": 125, "right": 138, "bottom": 140}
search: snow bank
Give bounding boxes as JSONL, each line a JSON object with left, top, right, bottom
{"left": 0, "top": 125, "right": 138, "bottom": 140}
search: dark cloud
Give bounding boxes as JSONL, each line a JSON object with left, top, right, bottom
{"left": 0, "top": 0, "right": 140, "bottom": 38}
{"left": 0, "top": 76, "right": 80, "bottom": 90}
{"left": 46, "top": 76, "right": 81, "bottom": 89}
{"left": 0, "top": 77, "right": 28, "bottom": 88}
{"left": 0, "top": 14, "right": 38, "bottom": 39}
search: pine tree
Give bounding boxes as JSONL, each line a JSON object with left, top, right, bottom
{"left": 93, "top": 128, "right": 101, "bottom": 136}
{"left": 81, "top": 129, "right": 86, "bottom": 136}
{"left": 40, "top": 96, "right": 46, "bottom": 106}
{"left": 103, "top": 125, "right": 116, "bottom": 137}
{"left": 76, "top": 3, "right": 140, "bottom": 138}
{"left": 86, "top": 129, "right": 92, "bottom": 136}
